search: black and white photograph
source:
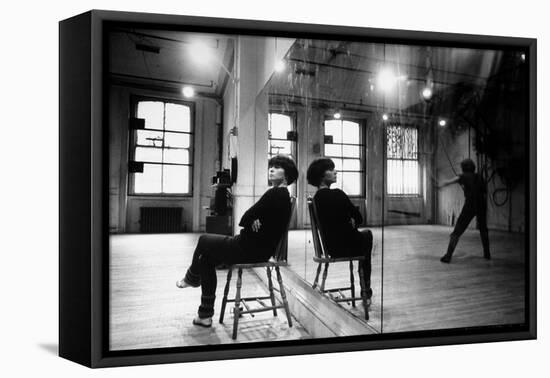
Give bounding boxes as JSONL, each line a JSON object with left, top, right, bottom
{"left": 106, "top": 20, "right": 530, "bottom": 351}
{"left": 7, "top": 0, "right": 548, "bottom": 376}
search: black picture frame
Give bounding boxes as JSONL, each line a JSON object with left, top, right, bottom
{"left": 59, "top": 9, "right": 537, "bottom": 368}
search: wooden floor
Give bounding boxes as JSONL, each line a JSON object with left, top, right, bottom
{"left": 109, "top": 234, "right": 310, "bottom": 351}
{"left": 288, "top": 225, "right": 525, "bottom": 333}
{"left": 110, "top": 225, "right": 525, "bottom": 350}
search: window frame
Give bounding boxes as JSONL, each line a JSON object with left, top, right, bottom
{"left": 267, "top": 111, "right": 297, "bottom": 160}
{"left": 385, "top": 122, "right": 421, "bottom": 198}
{"left": 322, "top": 116, "right": 366, "bottom": 198}
{"left": 267, "top": 111, "right": 298, "bottom": 196}
{"left": 128, "top": 95, "right": 195, "bottom": 197}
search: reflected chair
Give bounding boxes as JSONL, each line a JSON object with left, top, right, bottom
{"left": 219, "top": 198, "right": 296, "bottom": 340}
{"left": 307, "top": 197, "right": 370, "bottom": 320}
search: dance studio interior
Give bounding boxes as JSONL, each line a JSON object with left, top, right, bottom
{"left": 107, "top": 25, "right": 528, "bottom": 350}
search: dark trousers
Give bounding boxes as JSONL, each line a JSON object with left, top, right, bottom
{"left": 446, "top": 204, "right": 490, "bottom": 257}
{"left": 328, "top": 229, "right": 373, "bottom": 298}
{"left": 183, "top": 234, "right": 247, "bottom": 318}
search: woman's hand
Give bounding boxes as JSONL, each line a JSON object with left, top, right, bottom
{"left": 252, "top": 219, "right": 262, "bottom": 232}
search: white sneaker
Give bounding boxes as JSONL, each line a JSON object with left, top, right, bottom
{"left": 176, "top": 278, "right": 192, "bottom": 288}
{"left": 192, "top": 316, "right": 213, "bottom": 328}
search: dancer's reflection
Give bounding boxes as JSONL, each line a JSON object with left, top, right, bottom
{"left": 438, "top": 158, "right": 491, "bottom": 263}
{"left": 306, "top": 158, "right": 373, "bottom": 300}
{"left": 176, "top": 155, "right": 298, "bottom": 327}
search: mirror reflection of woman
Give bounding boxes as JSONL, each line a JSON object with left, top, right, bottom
{"left": 176, "top": 155, "right": 298, "bottom": 327}
{"left": 307, "top": 158, "right": 373, "bottom": 301}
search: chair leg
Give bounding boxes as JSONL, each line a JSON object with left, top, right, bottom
{"left": 232, "top": 268, "right": 243, "bottom": 340}
{"left": 312, "top": 263, "right": 322, "bottom": 289}
{"left": 219, "top": 267, "right": 233, "bottom": 324}
{"left": 275, "top": 266, "right": 292, "bottom": 327}
{"left": 358, "top": 264, "right": 369, "bottom": 321}
{"left": 320, "top": 263, "right": 329, "bottom": 292}
{"left": 349, "top": 260, "right": 356, "bottom": 308}
{"left": 266, "top": 266, "right": 278, "bottom": 316}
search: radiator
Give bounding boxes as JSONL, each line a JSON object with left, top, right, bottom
{"left": 139, "top": 207, "right": 184, "bottom": 233}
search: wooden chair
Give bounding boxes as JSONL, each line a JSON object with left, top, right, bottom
{"left": 307, "top": 197, "right": 370, "bottom": 320}
{"left": 219, "top": 198, "right": 296, "bottom": 340}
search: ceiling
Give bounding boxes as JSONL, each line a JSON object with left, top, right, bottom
{"left": 108, "top": 29, "right": 523, "bottom": 114}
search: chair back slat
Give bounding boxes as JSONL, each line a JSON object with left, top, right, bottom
{"left": 307, "top": 196, "right": 328, "bottom": 259}
{"left": 272, "top": 197, "right": 296, "bottom": 262}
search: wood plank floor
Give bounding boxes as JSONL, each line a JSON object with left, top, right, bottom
{"left": 109, "top": 234, "right": 309, "bottom": 351}
{"left": 110, "top": 225, "right": 525, "bottom": 350}
{"left": 287, "top": 225, "right": 525, "bottom": 333}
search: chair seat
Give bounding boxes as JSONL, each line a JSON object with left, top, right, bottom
{"left": 231, "top": 260, "right": 288, "bottom": 269}
{"left": 313, "top": 256, "right": 365, "bottom": 263}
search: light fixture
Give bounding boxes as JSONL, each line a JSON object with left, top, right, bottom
{"left": 190, "top": 41, "right": 212, "bottom": 64}
{"left": 439, "top": 119, "right": 447, "bottom": 127}
{"left": 422, "top": 87, "right": 433, "bottom": 101}
{"left": 377, "top": 68, "right": 397, "bottom": 92}
{"left": 382, "top": 114, "right": 389, "bottom": 121}
{"left": 182, "top": 86, "right": 195, "bottom": 98}
{"left": 334, "top": 111, "right": 342, "bottom": 119}
{"left": 521, "top": 53, "right": 526, "bottom": 61}
{"left": 274, "top": 60, "right": 286, "bottom": 72}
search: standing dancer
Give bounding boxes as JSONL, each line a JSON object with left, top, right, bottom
{"left": 439, "top": 158, "right": 490, "bottom": 263}
{"left": 176, "top": 155, "right": 298, "bottom": 327}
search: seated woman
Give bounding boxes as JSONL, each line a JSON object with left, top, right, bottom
{"left": 306, "top": 157, "right": 373, "bottom": 300}
{"left": 176, "top": 154, "right": 298, "bottom": 327}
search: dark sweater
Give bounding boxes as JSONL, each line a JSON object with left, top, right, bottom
{"left": 458, "top": 172, "right": 486, "bottom": 208}
{"left": 313, "top": 188, "right": 363, "bottom": 257}
{"left": 235, "top": 187, "right": 291, "bottom": 259}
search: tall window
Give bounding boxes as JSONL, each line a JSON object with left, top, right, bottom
{"left": 129, "top": 98, "right": 193, "bottom": 195}
{"left": 268, "top": 113, "right": 295, "bottom": 160}
{"left": 324, "top": 119, "right": 364, "bottom": 196}
{"left": 386, "top": 124, "right": 419, "bottom": 196}
{"left": 268, "top": 112, "right": 297, "bottom": 194}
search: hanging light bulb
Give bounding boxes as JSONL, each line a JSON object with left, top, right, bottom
{"left": 422, "top": 87, "right": 433, "bottom": 101}
{"left": 334, "top": 111, "right": 342, "bottom": 119}
{"left": 274, "top": 60, "right": 286, "bottom": 72}
{"left": 439, "top": 119, "right": 447, "bottom": 127}
{"left": 182, "top": 86, "right": 195, "bottom": 98}
{"left": 377, "top": 68, "right": 397, "bottom": 92}
{"left": 382, "top": 113, "right": 389, "bottom": 121}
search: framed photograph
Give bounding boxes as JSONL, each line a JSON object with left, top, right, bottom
{"left": 59, "top": 9, "right": 536, "bottom": 368}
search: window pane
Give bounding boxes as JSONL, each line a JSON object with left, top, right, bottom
{"left": 269, "top": 113, "right": 292, "bottom": 139}
{"left": 342, "top": 121, "right": 360, "bottom": 144}
{"left": 164, "top": 132, "right": 190, "bottom": 148}
{"left": 136, "top": 130, "right": 164, "bottom": 147}
{"left": 135, "top": 147, "right": 162, "bottom": 163}
{"left": 324, "top": 144, "right": 342, "bottom": 157}
{"left": 332, "top": 158, "right": 343, "bottom": 172}
{"left": 387, "top": 125, "right": 402, "bottom": 158}
{"left": 342, "top": 145, "right": 360, "bottom": 158}
{"left": 134, "top": 164, "right": 162, "bottom": 193}
{"left": 324, "top": 120, "right": 342, "bottom": 143}
{"left": 163, "top": 165, "right": 190, "bottom": 194}
{"left": 342, "top": 172, "right": 361, "bottom": 196}
{"left": 165, "top": 103, "right": 191, "bottom": 132}
{"left": 402, "top": 127, "right": 418, "bottom": 159}
{"left": 137, "top": 101, "right": 164, "bottom": 130}
{"left": 387, "top": 159, "right": 402, "bottom": 195}
{"left": 403, "top": 160, "right": 419, "bottom": 194}
{"left": 164, "top": 149, "right": 190, "bottom": 164}
{"left": 343, "top": 158, "right": 360, "bottom": 171}
{"left": 269, "top": 140, "right": 292, "bottom": 155}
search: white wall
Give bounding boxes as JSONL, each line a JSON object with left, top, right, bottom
{"left": 4, "top": 1, "right": 547, "bottom": 378}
